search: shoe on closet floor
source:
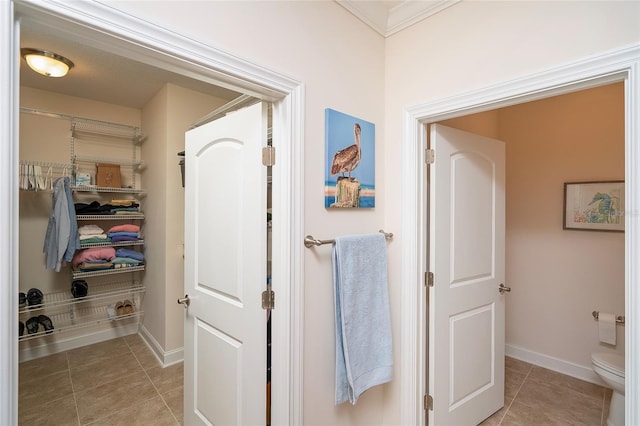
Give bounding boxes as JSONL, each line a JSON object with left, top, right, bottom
{"left": 19, "top": 292, "right": 26, "bottom": 308}
{"left": 25, "top": 317, "right": 40, "bottom": 334}
{"left": 122, "top": 300, "right": 134, "bottom": 315}
{"left": 27, "top": 288, "right": 43, "bottom": 307}
{"left": 19, "top": 321, "right": 24, "bottom": 337}
{"left": 38, "top": 315, "right": 54, "bottom": 334}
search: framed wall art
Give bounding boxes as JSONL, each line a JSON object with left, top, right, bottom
{"left": 563, "top": 180, "right": 624, "bottom": 232}
{"left": 324, "top": 108, "right": 375, "bottom": 208}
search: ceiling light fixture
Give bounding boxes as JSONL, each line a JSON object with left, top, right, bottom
{"left": 21, "top": 48, "right": 74, "bottom": 77}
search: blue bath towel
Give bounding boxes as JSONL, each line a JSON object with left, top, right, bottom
{"left": 333, "top": 233, "right": 393, "bottom": 405}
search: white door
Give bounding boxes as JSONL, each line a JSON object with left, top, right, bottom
{"left": 183, "top": 102, "right": 269, "bottom": 425}
{"left": 428, "top": 124, "right": 506, "bottom": 426}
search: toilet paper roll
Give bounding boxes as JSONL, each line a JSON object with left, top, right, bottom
{"left": 599, "top": 312, "right": 617, "bottom": 345}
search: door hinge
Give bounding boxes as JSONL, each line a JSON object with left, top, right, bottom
{"left": 262, "top": 288, "right": 275, "bottom": 310}
{"left": 425, "top": 149, "right": 435, "bottom": 164}
{"left": 262, "top": 146, "right": 276, "bottom": 166}
{"left": 424, "top": 394, "right": 433, "bottom": 411}
{"left": 425, "top": 272, "right": 434, "bottom": 287}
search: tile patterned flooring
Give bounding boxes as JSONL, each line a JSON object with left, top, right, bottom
{"left": 20, "top": 339, "right": 611, "bottom": 426}
{"left": 19, "top": 335, "right": 183, "bottom": 426}
{"left": 481, "top": 357, "right": 611, "bottom": 426}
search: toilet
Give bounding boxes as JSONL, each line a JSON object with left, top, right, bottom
{"left": 592, "top": 352, "right": 625, "bottom": 426}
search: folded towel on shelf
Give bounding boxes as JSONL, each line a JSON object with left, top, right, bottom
{"left": 332, "top": 233, "right": 393, "bottom": 405}
{"left": 107, "top": 224, "right": 140, "bottom": 234}
{"left": 110, "top": 236, "right": 139, "bottom": 243}
{"left": 112, "top": 257, "right": 142, "bottom": 265}
{"left": 115, "top": 248, "right": 144, "bottom": 261}
{"left": 107, "top": 232, "right": 139, "bottom": 238}
{"left": 77, "top": 261, "right": 114, "bottom": 271}
{"left": 72, "top": 247, "right": 116, "bottom": 267}
{"left": 78, "top": 224, "right": 105, "bottom": 236}
{"left": 79, "top": 233, "right": 108, "bottom": 241}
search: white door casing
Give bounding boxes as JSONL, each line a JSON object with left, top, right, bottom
{"left": 184, "top": 102, "right": 269, "bottom": 425}
{"left": 429, "top": 124, "right": 505, "bottom": 425}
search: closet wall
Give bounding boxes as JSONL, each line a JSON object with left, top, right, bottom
{"left": 19, "top": 83, "right": 229, "bottom": 361}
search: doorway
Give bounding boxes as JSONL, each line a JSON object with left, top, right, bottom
{"left": 399, "top": 46, "right": 640, "bottom": 425}
{"left": 1, "top": 2, "right": 304, "bottom": 424}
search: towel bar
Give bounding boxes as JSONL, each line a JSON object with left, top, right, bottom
{"left": 592, "top": 310, "right": 625, "bottom": 324}
{"left": 304, "top": 230, "right": 393, "bottom": 248}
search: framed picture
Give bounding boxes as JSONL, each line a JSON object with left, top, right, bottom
{"left": 324, "top": 108, "right": 375, "bottom": 208}
{"left": 563, "top": 181, "right": 624, "bottom": 232}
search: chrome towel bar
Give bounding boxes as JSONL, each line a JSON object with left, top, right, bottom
{"left": 304, "top": 230, "right": 393, "bottom": 248}
{"left": 592, "top": 311, "right": 625, "bottom": 324}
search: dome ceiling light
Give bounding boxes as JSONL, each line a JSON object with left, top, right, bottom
{"left": 21, "top": 48, "right": 74, "bottom": 77}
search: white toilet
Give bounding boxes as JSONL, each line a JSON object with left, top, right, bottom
{"left": 592, "top": 352, "right": 625, "bottom": 426}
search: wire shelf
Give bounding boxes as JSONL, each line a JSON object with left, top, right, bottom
{"left": 76, "top": 214, "right": 145, "bottom": 221}
{"left": 79, "top": 240, "right": 144, "bottom": 249}
{"left": 72, "top": 265, "right": 145, "bottom": 279}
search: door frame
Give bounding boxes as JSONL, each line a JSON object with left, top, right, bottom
{"left": 0, "top": 1, "right": 305, "bottom": 425}
{"left": 400, "top": 44, "right": 640, "bottom": 425}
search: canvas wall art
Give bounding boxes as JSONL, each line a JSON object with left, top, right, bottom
{"left": 325, "top": 108, "right": 375, "bottom": 208}
{"left": 563, "top": 181, "right": 624, "bottom": 232}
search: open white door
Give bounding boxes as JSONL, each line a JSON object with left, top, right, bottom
{"left": 428, "top": 124, "right": 506, "bottom": 425}
{"left": 183, "top": 102, "right": 269, "bottom": 425}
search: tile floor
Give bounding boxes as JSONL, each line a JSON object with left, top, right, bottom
{"left": 481, "top": 357, "right": 611, "bottom": 426}
{"left": 20, "top": 341, "right": 611, "bottom": 426}
{"left": 19, "top": 334, "right": 183, "bottom": 426}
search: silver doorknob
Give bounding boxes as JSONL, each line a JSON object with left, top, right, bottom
{"left": 499, "top": 283, "right": 511, "bottom": 294}
{"left": 177, "top": 294, "right": 190, "bottom": 308}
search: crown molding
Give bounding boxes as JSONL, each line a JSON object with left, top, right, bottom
{"left": 336, "top": 0, "right": 461, "bottom": 37}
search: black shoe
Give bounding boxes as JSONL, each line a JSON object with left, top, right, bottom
{"left": 38, "top": 315, "right": 54, "bottom": 334}
{"left": 19, "top": 292, "right": 26, "bottom": 308}
{"left": 71, "top": 280, "right": 88, "bottom": 298}
{"left": 19, "top": 321, "right": 24, "bottom": 337}
{"left": 27, "top": 288, "right": 43, "bottom": 307}
{"left": 25, "top": 317, "right": 40, "bottom": 334}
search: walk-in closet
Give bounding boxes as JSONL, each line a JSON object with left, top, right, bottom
{"left": 17, "top": 18, "right": 274, "bottom": 425}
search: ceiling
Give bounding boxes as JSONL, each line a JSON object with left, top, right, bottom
{"left": 19, "top": 1, "right": 459, "bottom": 109}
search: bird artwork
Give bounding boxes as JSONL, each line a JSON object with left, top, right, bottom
{"left": 331, "top": 123, "right": 361, "bottom": 180}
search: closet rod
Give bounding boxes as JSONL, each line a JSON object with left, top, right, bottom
{"left": 304, "top": 230, "right": 393, "bottom": 248}
{"left": 20, "top": 107, "right": 140, "bottom": 133}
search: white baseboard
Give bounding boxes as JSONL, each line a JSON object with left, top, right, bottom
{"left": 506, "top": 343, "right": 606, "bottom": 386}
{"left": 19, "top": 323, "right": 139, "bottom": 362}
{"left": 138, "top": 324, "right": 184, "bottom": 367}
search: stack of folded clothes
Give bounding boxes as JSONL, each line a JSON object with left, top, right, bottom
{"left": 107, "top": 224, "right": 141, "bottom": 242}
{"left": 78, "top": 224, "right": 109, "bottom": 245}
{"left": 113, "top": 248, "right": 144, "bottom": 269}
{"left": 75, "top": 199, "right": 141, "bottom": 216}
{"left": 72, "top": 247, "right": 116, "bottom": 272}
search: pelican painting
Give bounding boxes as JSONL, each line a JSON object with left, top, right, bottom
{"left": 331, "top": 123, "right": 361, "bottom": 179}
{"left": 324, "top": 109, "right": 375, "bottom": 208}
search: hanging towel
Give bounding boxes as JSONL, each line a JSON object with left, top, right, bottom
{"left": 332, "top": 233, "right": 393, "bottom": 405}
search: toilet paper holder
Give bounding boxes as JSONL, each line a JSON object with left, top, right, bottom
{"left": 592, "top": 311, "right": 625, "bottom": 324}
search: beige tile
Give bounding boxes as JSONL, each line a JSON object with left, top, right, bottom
{"left": 505, "top": 356, "right": 533, "bottom": 376}
{"left": 19, "top": 369, "right": 73, "bottom": 407}
{"left": 19, "top": 394, "right": 79, "bottom": 426}
{"left": 508, "top": 378, "right": 602, "bottom": 425}
{"left": 70, "top": 351, "right": 143, "bottom": 392}
{"left": 479, "top": 405, "right": 508, "bottom": 426}
{"left": 146, "top": 363, "right": 184, "bottom": 394}
{"left": 67, "top": 338, "right": 130, "bottom": 368}
{"left": 19, "top": 352, "right": 69, "bottom": 382}
{"left": 162, "top": 386, "right": 184, "bottom": 425}
{"left": 85, "top": 396, "right": 177, "bottom": 426}
{"left": 527, "top": 366, "right": 605, "bottom": 401}
{"left": 132, "top": 344, "right": 162, "bottom": 370}
{"left": 75, "top": 370, "right": 158, "bottom": 425}
{"left": 505, "top": 370, "right": 527, "bottom": 401}
{"left": 123, "top": 334, "right": 148, "bottom": 353}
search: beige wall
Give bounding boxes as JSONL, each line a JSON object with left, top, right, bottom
{"left": 19, "top": 86, "right": 141, "bottom": 297}
{"left": 441, "top": 83, "right": 625, "bottom": 368}
{"left": 20, "top": 1, "right": 640, "bottom": 424}
{"left": 140, "top": 83, "right": 229, "bottom": 352}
